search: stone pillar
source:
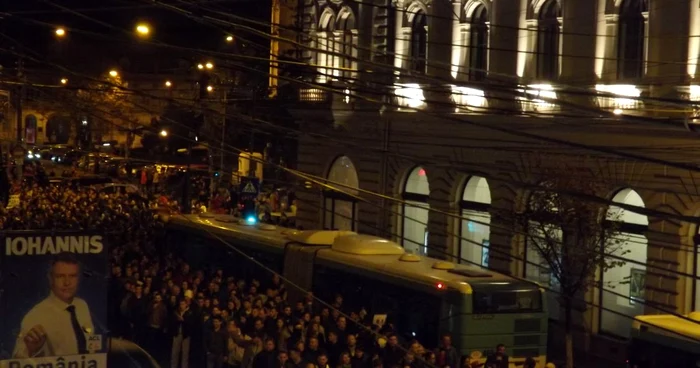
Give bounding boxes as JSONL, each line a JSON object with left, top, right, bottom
{"left": 647, "top": 0, "right": 690, "bottom": 103}
{"left": 487, "top": 0, "right": 523, "bottom": 111}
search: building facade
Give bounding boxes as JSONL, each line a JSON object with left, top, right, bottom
{"left": 282, "top": 0, "right": 700, "bottom": 357}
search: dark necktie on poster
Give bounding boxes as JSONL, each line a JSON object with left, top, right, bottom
{"left": 66, "top": 305, "right": 87, "bottom": 353}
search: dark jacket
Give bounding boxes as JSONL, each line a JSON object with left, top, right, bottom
{"left": 206, "top": 328, "right": 229, "bottom": 356}
{"left": 436, "top": 346, "right": 459, "bottom": 368}
{"left": 169, "top": 308, "right": 195, "bottom": 338}
{"left": 381, "top": 345, "right": 404, "bottom": 368}
{"left": 253, "top": 349, "right": 279, "bottom": 368}
{"left": 484, "top": 353, "right": 509, "bottom": 368}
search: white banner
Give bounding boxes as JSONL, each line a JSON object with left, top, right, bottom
{"left": 0, "top": 353, "right": 107, "bottom": 368}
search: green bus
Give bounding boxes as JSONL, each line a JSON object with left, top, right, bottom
{"left": 166, "top": 214, "right": 549, "bottom": 366}
{"left": 628, "top": 313, "right": 700, "bottom": 367}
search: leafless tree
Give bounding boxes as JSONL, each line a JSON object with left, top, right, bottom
{"left": 518, "top": 159, "right": 627, "bottom": 368}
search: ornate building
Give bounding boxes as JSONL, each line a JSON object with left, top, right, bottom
{"left": 282, "top": 0, "right": 700, "bottom": 359}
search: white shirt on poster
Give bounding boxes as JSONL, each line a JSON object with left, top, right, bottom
{"left": 12, "top": 293, "right": 94, "bottom": 358}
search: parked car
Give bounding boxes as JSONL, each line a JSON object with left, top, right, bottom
{"left": 53, "top": 149, "right": 84, "bottom": 165}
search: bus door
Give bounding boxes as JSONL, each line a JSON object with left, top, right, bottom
{"left": 283, "top": 243, "right": 326, "bottom": 303}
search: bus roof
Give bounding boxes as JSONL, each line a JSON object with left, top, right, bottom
{"left": 168, "top": 215, "right": 540, "bottom": 295}
{"left": 633, "top": 314, "right": 700, "bottom": 342}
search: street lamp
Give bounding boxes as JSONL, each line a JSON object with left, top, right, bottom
{"left": 135, "top": 23, "right": 150, "bottom": 37}
{"left": 160, "top": 129, "right": 168, "bottom": 137}
{"left": 55, "top": 27, "right": 66, "bottom": 37}
{"left": 205, "top": 62, "right": 214, "bottom": 70}
{"left": 226, "top": 35, "right": 234, "bottom": 43}
{"left": 60, "top": 78, "right": 68, "bottom": 85}
{"left": 109, "top": 70, "right": 118, "bottom": 77}
{"left": 197, "top": 63, "right": 204, "bottom": 70}
{"left": 206, "top": 85, "right": 214, "bottom": 92}
{"left": 165, "top": 80, "right": 172, "bottom": 87}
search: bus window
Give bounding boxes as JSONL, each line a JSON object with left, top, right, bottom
{"left": 313, "top": 264, "right": 442, "bottom": 348}
{"left": 473, "top": 289, "right": 542, "bottom": 314}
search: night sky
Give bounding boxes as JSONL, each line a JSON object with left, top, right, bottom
{"left": 1, "top": 0, "right": 270, "bottom": 77}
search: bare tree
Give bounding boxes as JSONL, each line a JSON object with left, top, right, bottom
{"left": 518, "top": 160, "right": 627, "bottom": 368}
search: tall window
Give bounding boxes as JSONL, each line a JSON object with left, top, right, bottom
{"left": 601, "top": 189, "right": 648, "bottom": 338}
{"left": 469, "top": 5, "right": 488, "bottom": 81}
{"left": 410, "top": 11, "right": 428, "bottom": 73}
{"left": 536, "top": 0, "right": 561, "bottom": 80}
{"left": 402, "top": 167, "right": 430, "bottom": 255}
{"left": 317, "top": 11, "right": 336, "bottom": 82}
{"left": 323, "top": 156, "right": 359, "bottom": 231}
{"left": 459, "top": 176, "right": 491, "bottom": 266}
{"left": 337, "top": 10, "right": 356, "bottom": 81}
{"left": 524, "top": 189, "right": 562, "bottom": 320}
{"left": 617, "top": 0, "right": 647, "bottom": 79}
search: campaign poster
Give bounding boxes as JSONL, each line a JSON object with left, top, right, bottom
{"left": 0, "top": 232, "right": 109, "bottom": 367}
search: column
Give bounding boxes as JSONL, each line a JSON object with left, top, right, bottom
{"left": 647, "top": 0, "right": 691, "bottom": 102}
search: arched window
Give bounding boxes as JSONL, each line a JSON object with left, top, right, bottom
{"left": 410, "top": 11, "right": 428, "bottom": 73}
{"left": 601, "top": 189, "right": 648, "bottom": 337}
{"left": 617, "top": 0, "right": 647, "bottom": 79}
{"left": 317, "top": 10, "right": 336, "bottom": 82}
{"left": 459, "top": 176, "right": 491, "bottom": 266}
{"left": 536, "top": 0, "right": 561, "bottom": 80}
{"left": 337, "top": 9, "right": 356, "bottom": 80}
{"left": 323, "top": 156, "right": 359, "bottom": 231}
{"left": 469, "top": 5, "right": 488, "bottom": 81}
{"left": 402, "top": 167, "right": 430, "bottom": 255}
{"left": 24, "top": 115, "right": 38, "bottom": 145}
{"left": 524, "top": 188, "right": 562, "bottom": 320}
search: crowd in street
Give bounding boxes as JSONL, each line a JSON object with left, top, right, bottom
{"left": 0, "top": 162, "right": 531, "bottom": 368}
{"left": 109, "top": 242, "right": 519, "bottom": 368}
{"left": 1, "top": 168, "right": 160, "bottom": 240}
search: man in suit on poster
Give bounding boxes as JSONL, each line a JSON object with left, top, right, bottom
{"left": 12, "top": 252, "right": 95, "bottom": 358}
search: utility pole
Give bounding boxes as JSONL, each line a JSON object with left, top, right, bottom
{"left": 15, "top": 58, "right": 23, "bottom": 143}
{"left": 268, "top": 0, "right": 280, "bottom": 98}
{"left": 15, "top": 57, "right": 24, "bottom": 181}
{"left": 220, "top": 90, "right": 226, "bottom": 178}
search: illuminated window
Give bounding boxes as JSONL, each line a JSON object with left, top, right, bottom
{"left": 317, "top": 10, "right": 336, "bottom": 83}
{"left": 410, "top": 11, "right": 428, "bottom": 73}
{"left": 601, "top": 188, "right": 648, "bottom": 338}
{"left": 401, "top": 167, "right": 430, "bottom": 255}
{"left": 337, "top": 8, "right": 357, "bottom": 81}
{"left": 617, "top": 0, "right": 648, "bottom": 79}
{"left": 536, "top": 0, "right": 561, "bottom": 80}
{"left": 459, "top": 176, "right": 491, "bottom": 266}
{"left": 323, "top": 156, "right": 359, "bottom": 231}
{"left": 469, "top": 5, "right": 488, "bottom": 81}
{"left": 524, "top": 187, "right": 562, "bottom": 321}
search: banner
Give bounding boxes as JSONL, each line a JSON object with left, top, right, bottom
{"left": 0, "top": 232, "right": 109, "bottom": 367}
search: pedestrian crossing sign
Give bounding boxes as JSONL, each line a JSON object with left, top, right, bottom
{"left": 242, "top": 182, "right": 257, "bottom": 193}
{"left": 239, "top": 177, "right": 260, "bottom": 197}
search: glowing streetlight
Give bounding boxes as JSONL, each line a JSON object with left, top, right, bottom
{"left": 135, "top": 23, "right": 150, "bottom": 37}
{"left": 60, "top": 78, "right": 68, "bottom": 85}
{"left": 55, "top": 27, "right": 66, "bottom": 37}
{"left": 613, "top": 108, "right": 623, "bottom": 115}
{"left": 109, "top": 70, "right": 118, "bottom": 77}
{"left": 206, "top": 85, "right": 214, "bottom": 92}
{"left": 226, "top": 35, "right": 234, "bottom": 42}
{"left": 205, "top": 62, "right": 214, "bottom": 69}
{"left": 165, "top": 80, "right": 172, "bottom": 87}
{"left": 160, "top": 129, "right": 168, "bottom": 137}
{"left": 197, "top": 63, "right": 204, "bottom": 70}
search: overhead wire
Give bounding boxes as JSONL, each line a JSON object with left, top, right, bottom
{"left": 5, "top": 1, "right": 700, "bottom": 292}
{"left": 22, "top": 78, "right": 700, "bottom": 342}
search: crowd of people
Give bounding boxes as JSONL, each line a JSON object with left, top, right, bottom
{"left": 109, "top": 243, "right": 522, "bottom": 368}
{"left": 0, "top": 162, "right": 544, "bottom": 368}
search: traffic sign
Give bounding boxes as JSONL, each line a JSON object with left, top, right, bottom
{"left": 11, "top": 145, "right": 24, "bottom": 159}
{"left": 239, "top": 176, "right": 260, "bottom": 196}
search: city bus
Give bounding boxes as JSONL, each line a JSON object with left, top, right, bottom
{"left": 165, "top": 214, "right": 549, "bottom": 367}
{"left": 627, "top": 313, "right": 700, "bottom": 367}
